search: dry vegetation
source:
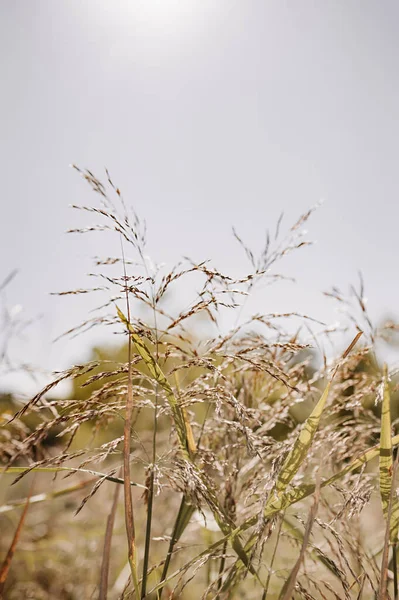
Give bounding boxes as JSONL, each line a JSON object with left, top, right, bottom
{"left": 1, "top": 169, "right": 399, "bottom": 599}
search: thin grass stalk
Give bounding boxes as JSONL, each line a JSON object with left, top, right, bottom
{"left": 0, "top": 479, "right": 34, "bottom": 597}
{"left": 355, "top": 575, "right": 366, "bottom": 600}
{"left": 378, "top": 451, "right": 399, "bottom": 599}
{"left": 121, "top": 256, "right": 140, "bottom": 598}
{"left": 158, "top": 406, "right": 212, "bottom": 597}
{"left": 393, "top": 543, "right": 398, "bottom": 600}
{"left": 281, "top": 516, "right": 348, "bottom": 586}
{"left": 215, "top": 539, "right": 228, "bottom": 598}
{"left": 276, "top": 331, "right": 362, "bottom": 495}
{"left": 99, "top": 477, "right": 121, "bottom": 600}
{"left": 379, "top": 364, "right": 399, "bottom": 544}
{"left": 0, "top": 477, "right": 97, "bottom": 513}
{"left": 157, "top": 496, "right": 195, "bottom": 599}
{"left": 141, "top": 262, "right": 161, "bottom": 598}
{"left": 378, "top": 364, "right": 399, "bottom": 599}
{"left": 158, "top": 395, "right": 203, "bottom": 598}
{"left": 1, "top": 466, "right": 144, "bottom": 488}
{"left": 262, "top": 514, "right": 284, "bottom": 600}
{"left": 141, "top": 436, "right": 155, "bottom": 598}
{"left": 278, "top": 480, "right": 320, "bottom": 600}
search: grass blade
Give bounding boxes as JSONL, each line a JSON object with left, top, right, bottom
{"left": 279, "top": 483, "right": 320, "bottom": 600}
{"left": 276, "top": 332, "right": 362, "bottom": 494}
{"left": 121, "top": 303, "right": 140, "bottom": 599}
{"left": 0, "top": 466, "right": 144, "bottom": 488}
{"left": 158, "top": 496, "right": 195, "bottom": 599}
{"left": 0, "top": 477, "right": 96, "bottom": 513}
{"left": 275, "top": 378, "right": 333, "bottom": 494}
{"left": 378, "top": 451, "right": 399, "bottom": 599}
{"left": 379, "top": 364, "right": 399, "bottom": 544}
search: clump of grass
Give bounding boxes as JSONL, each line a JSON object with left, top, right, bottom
{"left": 1, "top": 168, "right": 399, "bottom": 599}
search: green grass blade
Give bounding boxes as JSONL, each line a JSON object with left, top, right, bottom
{"left": 158, "top": 497, "right": 196, "bottom": 599}
{"left": 0, "top": 466, "right": 145, "bottom": 488}
{"left": 379, "top": 364, "right": 399, "bottom": 544}
{"left": 276, "top": 332, "right": 362, "bottom": 495}
{"left": 266, "top": 431, "right": 399, "bottom": 527}
{"left": 0, "top": 478, "right": 96, "bottom": 514}
{"left": 276, "top": 379, "right": 333, "bottom": 493}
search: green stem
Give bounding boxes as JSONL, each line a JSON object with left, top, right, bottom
{"left": 141, "top": 264, "right": 160, "bottom": 598}
{"left": 215, "top": 540, "right": 228, "bottom": 598}
{"left": 158, "top": 495, "right": 192, "bottom": 599}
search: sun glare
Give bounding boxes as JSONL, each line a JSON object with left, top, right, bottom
{"left": 112, "top": 0, "right": 200, "bottom": 34}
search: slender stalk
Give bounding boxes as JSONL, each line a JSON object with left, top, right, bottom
{"left": 262, "top": 515, "right": 284, "bottom": 600}
{"left": 0, "top": 479, "right": 34, "bottom": 596}
{"left": 141, "top": 461, "right": 155, "bottom": 597}
{"left": 121, "top": 241, "right": 140, "bottom": 598}
{"left": 158, "top": 495, "right": 188, "bottom": 599}
{"left": 279, "top": 485, "right": 320, "bottom": 600}
{"left": 141, "top": 261, "right": 160, "bottom": 598}
{"left": 99, "top": 477, "right": 121, "bottom": 600}
{"left": 215, "top": 540, "right": 228, "bottom": 597}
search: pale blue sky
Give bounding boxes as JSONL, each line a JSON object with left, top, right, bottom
{"left": 1, "top": 1, "right": 399, "bottom": 395}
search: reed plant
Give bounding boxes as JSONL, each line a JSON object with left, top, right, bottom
{"left": 1, "top": 168, "right": 399, "bottom": 599}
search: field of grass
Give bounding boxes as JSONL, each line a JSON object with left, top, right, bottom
{"left": 1, "top": 168, "right": 399, "bottom": 599}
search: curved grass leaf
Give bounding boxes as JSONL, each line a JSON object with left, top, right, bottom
{"left": 276, "top": 379, "right": 333, "bottom": 494}
{"left": 158, "top": 497, "right": 196, "bottom": 599}
{"left": 0, "top": 478, "right": 96, "bottom": 514}
{"left": 276, "top": 332, "right": 362, "bottom": 495}
{"left": 378, "top": 452, "right": 399, "bottom": 599}
{"left": 258, "top": 430, "right": 399, "bottom": 534}
{"left": 0, "top": 466, "right": 145, "bottom": 488}
{"left": 379, "top": 364, "right": 399, "bottom": 544}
